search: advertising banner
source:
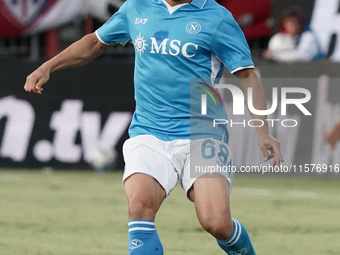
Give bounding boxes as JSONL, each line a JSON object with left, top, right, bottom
{"left": 1, "top": 59, "right": 340, "bottom": 173}
{"left": 0, "top": 58, "right": 135, "bottom": 169}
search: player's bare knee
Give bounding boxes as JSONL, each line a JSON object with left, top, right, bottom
{"left": 127, "top": 195, "right": 156, "bottom": 219}
{"left": 200, "top": 216, "right": 233, "bottom": 240}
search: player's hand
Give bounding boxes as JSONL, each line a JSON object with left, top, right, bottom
{"left": 24, "top": 68, "right": 50, "bottom": 95}
{"left": 258, "top": 133, "right": 284, "bottom": 167}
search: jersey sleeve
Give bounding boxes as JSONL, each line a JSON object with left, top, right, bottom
{"left": 95, "top": 1, "right": 130, "bottom": 45}
{"left": 212, "top": 11, "right": 254, "bottom": 74}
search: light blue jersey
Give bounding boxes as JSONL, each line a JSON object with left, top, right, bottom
{"left": 96, "top": 0, "right": 254, "bottom": 141}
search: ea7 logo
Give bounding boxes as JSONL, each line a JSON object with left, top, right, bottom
{"left": 135, "top": 18, "right": 148, "bottom": 24}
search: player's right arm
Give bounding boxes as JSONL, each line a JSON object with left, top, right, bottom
{"left": 212, "top": 10, "right": 284, "bottom": 166}
{"left": 24, "top": 32, "right": 112, "bottom": 94}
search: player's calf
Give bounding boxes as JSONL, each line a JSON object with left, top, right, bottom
{"left": 124, "top": 174, "right": 166, "bottom": 254}
{"left": 190, "top": 175, "right": 256, "bottom": 254}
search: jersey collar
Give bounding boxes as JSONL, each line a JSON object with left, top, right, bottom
{"left": 190, "top": 0, "right": 207, "bottom": 9}
{"left": 153, "top": 0, "right": 208, "bottom": 9}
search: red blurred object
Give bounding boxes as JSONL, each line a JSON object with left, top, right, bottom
{"left": 325, "top": 122, "right": 340, "bottom": 149}
{"left": 0, "top": 0, "right": 58, "bottom": 38}
{"left": 85, "top": 15, "right": 94, "bottom": 35}
{"left": 45, "top": 29, "right": 59, "bottom": 58}
{"left": 217, "top": 0, "right": 272, "bottom": 39}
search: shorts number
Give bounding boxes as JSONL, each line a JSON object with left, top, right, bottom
{"left": 201, "top": 139, "right": 230, "bottom": 165}
{"left": 218, "top": 144, "right": 229, "bottom": 165}
{"left": 201, "top": 139, "right": 215, "bottom": 159}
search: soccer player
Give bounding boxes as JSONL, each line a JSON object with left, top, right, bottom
{"left": 24, "top": 0, "right": 284, "bottom": 254}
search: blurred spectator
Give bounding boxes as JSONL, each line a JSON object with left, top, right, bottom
{"left": 325, "top": 119, "right": 340, "bottom": 150}
{"left": 263, "top": 6, "right": 325, "bottom": 62}
{"left": 217, "top": 0, "right": 273, "bottom": 52}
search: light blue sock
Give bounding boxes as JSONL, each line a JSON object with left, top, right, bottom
{"left": 128, "top": 219, "right": 163, "bottom": 255}
{"left": 217, "top": 219, "right": 256, "bottom": 255}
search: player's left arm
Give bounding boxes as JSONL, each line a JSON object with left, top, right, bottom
{"left": 24, "top": 33, "right": 112, "bottom": 94}
{"left": 234, "top": 68, "right": 284, "bottom": 166}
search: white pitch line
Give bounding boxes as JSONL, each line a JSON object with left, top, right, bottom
{"left": 234, "top": 188, "right": 339, "bottom": 201}
{"left": 287, "top": 190, "right": 320, "bottom": 200}
{"left": 235, "top": 188, "right": 271, "bottom": 196}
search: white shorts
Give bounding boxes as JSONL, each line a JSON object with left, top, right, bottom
{"left": 122, "top": 135, "right": 234, "bottom": 199}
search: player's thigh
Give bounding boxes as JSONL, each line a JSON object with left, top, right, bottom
{"left": 189, "top": 173, "right": 231, "bottom": 222}
{"left": 183, "top": 138, "right": 234, "bottom": 232}
{"left": 122, "top": 135, "right": 178, "bottom": 220}
{"left": 182, "top": 138, "right": 234, "bottom": 203}
{"left": 188, "top": 174, "right": 234, "bottom": 238}
{"left": 123, "top": 135, "right": 178, "bottom": 196}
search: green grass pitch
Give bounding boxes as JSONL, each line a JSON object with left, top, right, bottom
{"left": 0, "top": 170, "right": 339, "bottom": 255}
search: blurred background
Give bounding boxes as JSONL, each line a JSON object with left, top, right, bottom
{"left": 1, "top": 0, "right": 339, "bottom": 171}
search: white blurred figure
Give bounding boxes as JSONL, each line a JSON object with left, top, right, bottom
{"left": 268, "top": 33, "right": 296, "bottom": 52}
{"left": 85, "top": 0, "right": 126, "bottom": 22}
